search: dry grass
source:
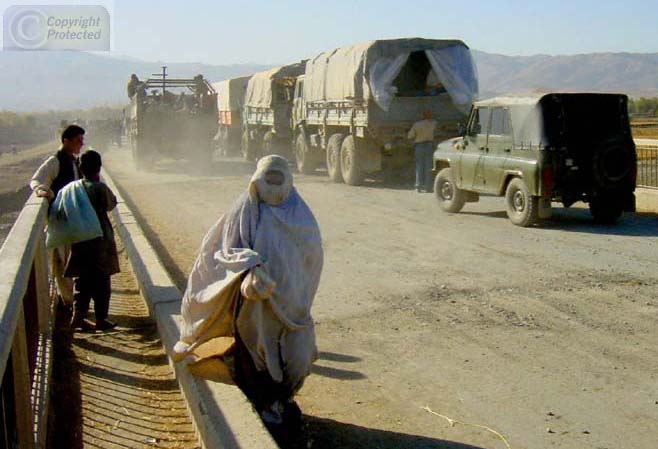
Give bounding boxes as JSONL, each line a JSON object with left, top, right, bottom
{"left": 631, "top": 118, "right": 658, "bottom": 139}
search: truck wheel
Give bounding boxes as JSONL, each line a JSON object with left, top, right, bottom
{"left": 434, "top": 168, "right": 465, "bottom": 213}
{"left": 340, "top": 135, "right": 365, "bottom": 186}
{"left": 295, "top": 133, "right": 315, "bottom": 174}
{"left": 589, "top": 197, "right": 623, "bottom": 224}
{"left": 326, "top": 133, "right": 345, "bottom": 183}
{"left": 242, "top": 130, "right": 256, "bottom": 161}
{"left": 505, "top": 178, "right": 539, "bottom": 227}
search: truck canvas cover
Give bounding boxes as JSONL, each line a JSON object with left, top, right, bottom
{"left": 245, "top": 62, "right": 306, "bottom": 108}
{"left": 303, "top": 38, "right": 479, "bottom": 113}
{"left": 213, "top": 76, "right": 251, "bottom": 111}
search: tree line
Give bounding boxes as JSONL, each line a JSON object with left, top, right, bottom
{"left": 0, "top": 107, "right": 124, "bottom": 150}
{"left": 628, "top": 97, "right": 658, "bottom": 117}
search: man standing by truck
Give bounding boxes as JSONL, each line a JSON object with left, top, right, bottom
{"left": 408, "top": 109, "right": 438, "bottom": 192}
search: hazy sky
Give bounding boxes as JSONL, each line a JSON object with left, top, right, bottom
{"left": 2, "top": 0, "right": 658, "bottom": 64}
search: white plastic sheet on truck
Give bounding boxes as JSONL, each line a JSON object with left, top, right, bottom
{"left": 425, "top": 46, "right": 479, "bottom": 114}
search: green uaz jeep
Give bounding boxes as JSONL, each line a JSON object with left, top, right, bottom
{"left": 432, "top": 93, "right": 637, "bottom": 226}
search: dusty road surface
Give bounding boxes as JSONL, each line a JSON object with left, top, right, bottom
{"left": 104, "top": 147, "right": 658, "bottom": 449}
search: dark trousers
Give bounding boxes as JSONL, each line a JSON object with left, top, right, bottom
{"left": 414, "top": 141, "right": 434, "bottom": 192}
{"left": 233, "top": 298, "right": 287, "bottom": 411}
{"left": 73, "top": 272, "right": 111, "bottom": 321}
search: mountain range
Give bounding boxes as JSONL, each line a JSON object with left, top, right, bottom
{"left": 1, "top": 50, "right": 658, "bottom": 111}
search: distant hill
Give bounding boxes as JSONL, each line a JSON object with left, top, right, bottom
{"left": 0, "top": 52, "right": 272, "bottom": 111}
{"left": 472, "top": 50, "right": 658, "bottom": 99}
{"left": 2, "top": 50, "right": 658, "bottom": 111}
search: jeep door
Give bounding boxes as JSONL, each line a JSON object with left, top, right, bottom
{"left": 460, "top": 106, "right": 490, "bottom": 190}
{"left": 482, "top": 107, "right": 513, "bottom": 193}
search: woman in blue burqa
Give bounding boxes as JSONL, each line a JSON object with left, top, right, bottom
{"left": 174, "top": 155, "right": 323, "bottom": 429}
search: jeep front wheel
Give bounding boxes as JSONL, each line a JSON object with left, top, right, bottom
{"left": 505, "top": 178, "right": 539, "bottom": 227}
{"left": 434, "top": 168, "right": 465, "bottom": 213}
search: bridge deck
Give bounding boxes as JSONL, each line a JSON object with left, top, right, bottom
{"left": 49, "top": 244, "right": 200, "bottom": 449}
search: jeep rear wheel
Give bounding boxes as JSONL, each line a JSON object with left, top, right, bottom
{"left": 434, "top": 168, "right": 465, "bottom": 213}
{"left": 589, "top": 196, "right": 623, "bottom": 224}
{"left": 505, "top": 178, "right": 539, "bottom": 227}
{"left": 340, "top": 135, "right": 364, "bottom": 186}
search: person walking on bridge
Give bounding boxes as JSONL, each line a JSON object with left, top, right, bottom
{"left": 30, "top": 125, "right": 85, "bottom": 305}
{"left": 408, "top": 109, "right": 438, "bottom": 193}
{"left": 65, "top": 150, "right": 120, "bottom": 332}
{"left": 174, "top": 155, "right": 324, "bottom": 438}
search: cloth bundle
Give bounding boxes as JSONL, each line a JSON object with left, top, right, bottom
{"left": 46, "top": 179, "right": 102, "bottom": 249}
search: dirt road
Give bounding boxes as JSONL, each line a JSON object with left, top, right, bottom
{"left": 0, "top": 141, "right": 56, "bottom": 246}
{"left": 104, "top": 147, "right": 658, "bottom": 449}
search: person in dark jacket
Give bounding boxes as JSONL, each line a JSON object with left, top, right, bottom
{"left": 30, "top": 125, "right": 85, "bottom": 305}
{"left": 66, "top": 150, "right": 120, "bottom": 332}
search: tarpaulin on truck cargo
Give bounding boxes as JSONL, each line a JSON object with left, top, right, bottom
{"left": 302, "top": 38, "right": 479, "bottom": 113}
{"left": 245, "top": 62, "right": 306, "bottom": 108}
{"left": 213, "top": 76, "right": 251, "bottom": 112}
{"left": 425, "top": 46, "right": 478, "bottom": 114}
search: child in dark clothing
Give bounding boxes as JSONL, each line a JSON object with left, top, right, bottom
{"left": 66, "top": 150, "right": 120, "bottom": 332}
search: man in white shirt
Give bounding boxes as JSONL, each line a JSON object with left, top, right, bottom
{"left": 407, "top": 110, "right": 438, "bottom": 192}
{"left": 30, "top": 125, "right": 85, "bottom": 305}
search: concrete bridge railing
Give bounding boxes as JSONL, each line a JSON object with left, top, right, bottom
{"left": 0, "top": 194, "right": 56, "bottom": 449}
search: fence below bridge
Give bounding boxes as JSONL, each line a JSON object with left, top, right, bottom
{"left": 637, "top": 144, "right": 658, "bottom": 189}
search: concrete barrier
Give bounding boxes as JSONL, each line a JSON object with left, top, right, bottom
{"left": 102, "top": 169, "right": 278, "bottom": 449}
{"left": 636, "top": 187, "right": 658, "bottom": 214}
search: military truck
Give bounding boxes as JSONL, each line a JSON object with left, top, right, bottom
{"left": 128, "top": 73, "right": 218, "bottom": 169}
{"left": 432, "top": 93, "right": 637, "bottom": 226}
{"left": 241, "top": 62, "right": 306, "bottom": 161}
{"left": 213, "top": 76, "right": 250, "bottom": 156}
{"left": 291, "top": 38, "right": 478, "bottom": 184}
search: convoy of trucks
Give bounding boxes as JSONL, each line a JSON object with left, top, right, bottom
{"left": 128, "top": 38, "right": 479, "bottom": 184}
{"left": 210, "top": 37, "right": 478, "bottom": 185}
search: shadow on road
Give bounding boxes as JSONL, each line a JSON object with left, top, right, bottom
{"left": 462, "top": 207, "right": 658, "bottom": 237}
{"left": 296, "top": 416, "right": 488, "bottom": 449}
{"left": 543, "top": 209, "right": 658, "bottom": 236}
